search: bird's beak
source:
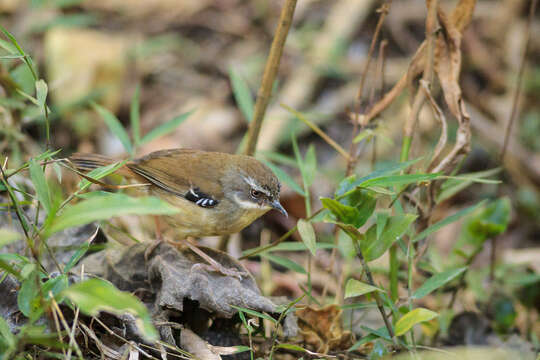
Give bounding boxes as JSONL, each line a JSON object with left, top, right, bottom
{"left": 270, "top": 200, "right": 288, "bottom": 217}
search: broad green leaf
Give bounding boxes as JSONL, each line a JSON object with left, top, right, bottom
{"left": 412, "top": 267, "right": 466, "bottom": 299}
{"left": 261, "top": 254, "right": 307, "bottom": 274}
{"left": 344, "top": 279, "right": 382, "bottom": 298}
{"left": 362, "top": 213, "right": 417, "bottom": 262}
{"left": 321, "top": 189, "right": 376, "bottom": 228}
{"left": 29, "top": 158, "right": 51, "bottom": 214}
{"left": 92, "top": 102, "right": 133, "bottom": 155}
{"left": 297, "top": 219, "right": 316, "bottom": 256}
{"left": 262, "top": 160, "right": 305, "bottom": 196}
{"left": 229, "top": 67, "right": 254, "bottom": 123}
{"left": 457, "top": 197, "right": 511, "bottom": 251}
{"left": 17, "top": 270, "right": 41, "bottom": 318}
{"left": 130, "top": 84, "right": 141, "bottom": 145}
{"left": 230, "top": 305, "right": 277, "bottom": 323}
{"left": 412, "top": 201, "right": 487, "bottom": 243}
{"left": 395, "top": 308, "right": 438, "bottom": 336}
{"left": 140, "top": 110, "right": 193, "bottom": 145}
{"left": 47, "top": 193, "right": 179, "bottom": 234}
{"left": 0, "top": 228, "right": 20, "bottom": 249}
{"left": 63, "top": 278, "right": 158, "bottom": 341}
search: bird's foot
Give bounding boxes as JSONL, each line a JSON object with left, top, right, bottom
{"left": 191, "top": 263, "right": 248, "bottom": 280}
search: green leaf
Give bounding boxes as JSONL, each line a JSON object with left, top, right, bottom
{"left": 17, "top": 270, "right": 41, "bottom": 318}
{"left": 458, "top": 197, "right": 512, "bottom": 249}
{"left": 130, "top": 84, "right": 141, "bottom": 145}
{"left": 263, "top": 242, "right": 335, "bottom": 252}
{"left": 77, "top": 160, "right": 127, "bottom": 191}
{"left": 229, "top": 67, "right": 254, "bottom": 123}
{"left": 262, "top": 160, "right": 305, "bottom": 196}
{"left": 412, "top": 201, "right": 487, "bottom": 243}
{"left": 63, "top": 278, "right": 158, "bottom": 341}
{"left": 412, "top": 267, "right": 467, "bottom": 299}
{"left": 140, "top": 110, "right": 193, "bottom": 145}
{"left": 0, "top": 228, "right": 20, "bottom": 249}
{"left": 63, "top": 227, "right": 98, "bottom": 273}
{"left": 395, "top": 308, "right": 438, "bottom": 336}
{"left": 35, "top": 79, "right": 48, "bottom": 116}
{"left": 437, "top": 168, "right": 501, "bottom": 203}
{"left": 92, "top": 102, "right": 133, "bottom": 155}
{"left": 0, "top": 316, "right": 16, "bottom": 355}
{"left": 0, "top": 38, "right": 17, "bottom": 54}
{"left": 230, "top": 305, "right": 277, "bottom": 323}
{"left": 362, "top": 213, "right": 417, "bottom": 262}
{"left": 297, "top": 219, "right": 316, "bottom": 256}
{"left": 261, "top": 254, "right": 307, "bottom": 274}
{"left": 376, "top": 211, "right": 390, "bottom": 241}
{"left": 29, "top": 158, "right": 52, "bottom": 214}
{"left": 303, "top": 145, "right": 317, "bottom": 187}
{"left": 47, "top": 193, "right": 179, "bottom": 234}
{"left": 321, "top": 189, "right": 376, "bottom": 228}
{"left": 360, "top": 173, "right": 441, "bottom": 188}
{"left": 335, "top": 158, "right": 423, "bottom": 196}
{"left": 344, "top": 279, "right": 382, "bottom": 298}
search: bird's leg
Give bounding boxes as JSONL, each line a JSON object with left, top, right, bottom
{"left": 184, "top": 237, "right": 248, "bottom": 280}
{"left": 154, "top": 216, "right": 163, "bottom": 241}
{"left": 144, "top": 216, "right": 165, "bottom": 261}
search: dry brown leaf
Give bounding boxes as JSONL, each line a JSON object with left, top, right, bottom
{"left": 365, "top": 0, "right": 476, "bottom": 124}
{"left": 296, "top": 304, "right": 353, "bottom": 354}
{"left": 431, "top": 6, "right": 472, "bottom": 173}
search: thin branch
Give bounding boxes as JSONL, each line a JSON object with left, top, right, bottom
{"left": 353, "top": 238, "right": 398, "bottom": 347}
{"left": 500, "top": 0, "right": 537, "bottom": 161}
{"left": 244, "top": 0, "right": 298, "bottom": 156}
{"left": 282, "top": 104, "right": 351, "bottom": 161}
{"left": 401, "top": 0, "right": 438, "bottom": 160}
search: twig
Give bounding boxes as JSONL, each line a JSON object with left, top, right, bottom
{"left": 353, "top": 238, "right": 398, "bottom": 348}
{"left": 282, "top": 104, "right": 351, "bottom": 161}
{"left": 500, "top": 0, "right": 537, "bottom": 162}
{"left": 244, "top": 0, "right": 298, "bottom": 156}
{"left": 401, "top": 0, "right": 438, "bottom": 161}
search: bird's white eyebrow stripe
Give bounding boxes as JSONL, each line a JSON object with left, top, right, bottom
{"left": 242, "top": 176, "right": 271, "bottom": 196}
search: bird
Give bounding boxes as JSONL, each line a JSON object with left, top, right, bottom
{"left": 70, "top": 149, "right": 287, "bottom": 277}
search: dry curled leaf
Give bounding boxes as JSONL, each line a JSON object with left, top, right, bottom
{"left": 296, "top": 304, "right": 354, "bottom": 354}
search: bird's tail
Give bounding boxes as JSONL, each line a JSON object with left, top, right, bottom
{"left": 70, "top": 153, "right": 116, "bottom": 171}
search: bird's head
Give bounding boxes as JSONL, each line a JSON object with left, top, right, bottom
{"left": 222, "top": 157, "right": 287, "bottom": 217}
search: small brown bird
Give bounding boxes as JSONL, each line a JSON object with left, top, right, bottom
{"left": 70, "top": 149, "right": 287, "bottom": 277}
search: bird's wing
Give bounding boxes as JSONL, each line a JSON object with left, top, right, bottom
{"left": 127, "top": 149, "right": 226, "bottom": 200}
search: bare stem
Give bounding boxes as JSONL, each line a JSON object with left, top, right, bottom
{"left": 500, "top": 0, "right": 537, "bottom": 161}
{"left": 353, "top": 239, "right": 398, "bottom": 347}
{"left": 244, "top": 0, "right": 298, "bottom": 156}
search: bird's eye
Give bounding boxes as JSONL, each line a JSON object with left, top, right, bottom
{"left": 250, "top": 189, "right": 262, "bottom": 198}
